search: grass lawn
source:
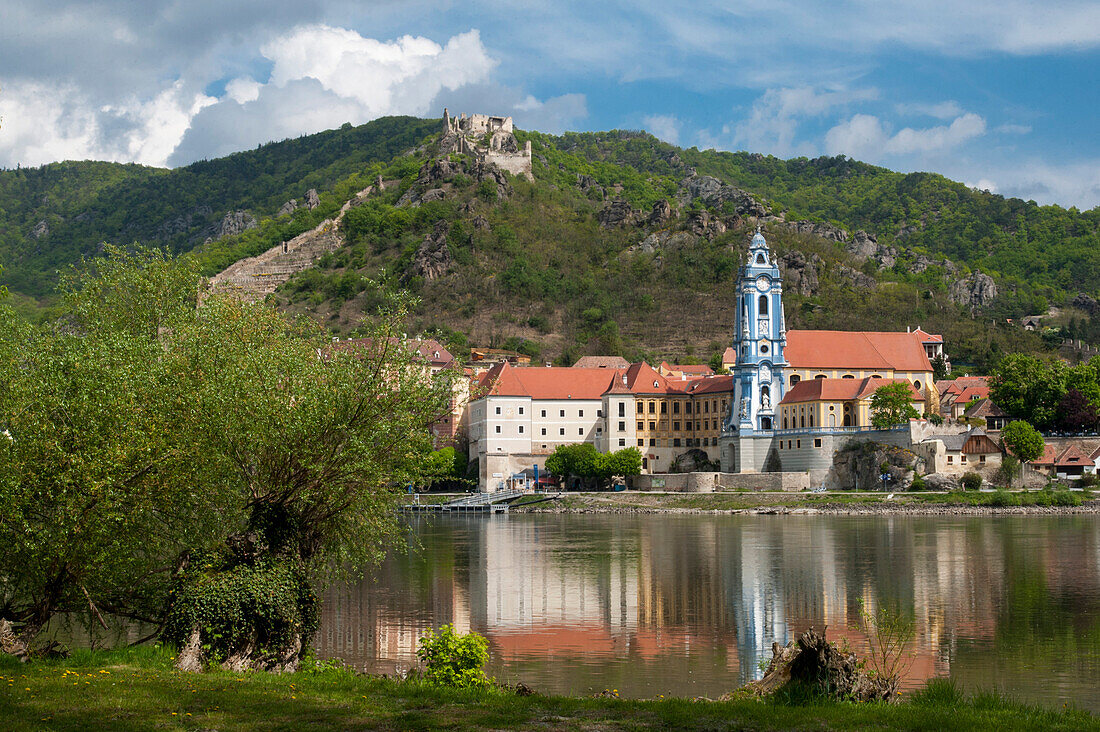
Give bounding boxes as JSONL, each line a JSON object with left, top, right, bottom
{"left": 2, "top": 647, "right": 1096, "bottom": 731}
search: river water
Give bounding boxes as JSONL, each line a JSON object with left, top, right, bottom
{"left": 317, "top": 513, "right": 1100, "bottom": 710}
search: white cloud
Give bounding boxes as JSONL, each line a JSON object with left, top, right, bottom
{"left": 643, "top": 114, "right": 681, "bottom": 145}
{"left": 171, "top": 27, "right": 586, "bottom": 164}
{"left": 824, "top": 112, "right": 987, "bottom": 159}
{"left": 260, "top": 26, "right": 497, "bottom": 118}
{"left": 895, "top": 101, "right": 964, "bottom": 119}
{"left": 0, "top": 80, "right": 214, "bottom": 168}
{"left": 730, "top": 86, "right": 878, "bottom": 157}
{"left": 225, "top": 77, "right": 263, "bottom": 104}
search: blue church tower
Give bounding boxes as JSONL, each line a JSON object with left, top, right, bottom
{"left": 721, "top": 228, "right": 787, "bottom": 471}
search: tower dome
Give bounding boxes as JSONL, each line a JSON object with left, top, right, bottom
{"left": 750, "top": 230, "right": 767, "bottom": 249}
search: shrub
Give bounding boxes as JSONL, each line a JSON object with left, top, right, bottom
{"left": 987, "top": 490, "right": 1016, "bottom": 507}
{"left": 1077, "top": 473, "right": 1099, "bottom": 488}
{"left": 416, "top": 624, "right": 491, "bottom": 689}
{"left": 910, "top": 677, "right": 965, "bottom": 707}
{"left": 910, "top": 473, "right": 927, "bottom": 491}
{"left": 961, "top": 472, "right": 983, "bottom": 491}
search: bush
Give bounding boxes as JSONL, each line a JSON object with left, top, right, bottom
{"left": 961, "top": 472, "right": 983, "bottom": 491}
{"left": 987, "top": 490, "right": 1016, "bottom": 507}
{"left": 416, "top": 624, "right": 491, "bottom": 689}
{"left": 910, "top": 677, "right": 965, "bottom": 707}
{"left": 910, "top": 473, "right": 927, "bottom": 491}
{"left": 1077, "top": 473, "right": 1099, "bottom": 488}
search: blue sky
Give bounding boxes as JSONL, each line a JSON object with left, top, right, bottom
{"left": 1, "top": 1, "right": 1097, "bottom": 208}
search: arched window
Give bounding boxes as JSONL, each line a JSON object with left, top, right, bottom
{"left": 790, "top": 375, "right": 801, "bottom": 387}
{"left": 842, "top": 374, "right": 855, "bottom": 379}
{"left": 756, "top": 252, "right": 766, "bottom": 265}
{"left": 758, "top": 294, "right": 769, "bottom": 316}
{"left": 783, "top": 417, "right": 788, "bottom": 429}
{"left": 815, "top": 374, "right": 827, "bottom": 380}
{"left": 761, "top": 417, "right": 772, "bottom": 430}
{"left": 843, "top": 413, "right": 852, "bottom": 427}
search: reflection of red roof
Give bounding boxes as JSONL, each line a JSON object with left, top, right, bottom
{"left": 785, "top": 330, "right": 932, "bottom": 372}
{"left": 780, "top": 377, "right": 920, "bottom": 405}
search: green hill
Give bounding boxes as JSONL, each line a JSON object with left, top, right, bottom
{"left": 2, "top": 116, "right": 1098, "bottom": 371}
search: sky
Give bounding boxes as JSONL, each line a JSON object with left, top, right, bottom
{"left": 1, "top": 1, "right": 1098, "bottom": 209}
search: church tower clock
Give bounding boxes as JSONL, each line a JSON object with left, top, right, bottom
{"left": 721, "top": 228, "right": 787, "bottom": 470}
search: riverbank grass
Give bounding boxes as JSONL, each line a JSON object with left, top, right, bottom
{"left": 2, "top": 648, "right": 1096, "bottom": 731}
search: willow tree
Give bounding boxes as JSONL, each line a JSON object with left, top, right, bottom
{"left": 0, "top": 248, "right": 217, "bottom": 659}
{"left": 164, "top": 293, "right": 455, "bottom": 672}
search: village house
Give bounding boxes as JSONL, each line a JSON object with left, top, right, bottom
{"left": 919, "top": 427, "right": 1003, "bottom": 474}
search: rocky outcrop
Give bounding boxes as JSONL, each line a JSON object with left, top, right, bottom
{"left": 576, "top": 174, "right": 604, "bottom": 197}
{"left": 949, "top": 271, "right": 997, "bottom": 310}
{"left": 648, "top": 199, "right": 672, "bottom": 227}
{"left": 597, "top": 200, "right": 639, "bottom": 227}
{"left": 418, "top": 158, "right": 462, "bottom": 186}
{"left": 159, "top": 205, "right": 212, "bottom": 239}
{"left": 472, "top": 215, "right": 491, "bottom": 231}
{"left": 675, "top": 175, "right": 767, "bottom": 218}
{"left": 782, "top": 220, "right": 848, "bottom": 243}
{"left": 834, "top": 264, "right": 878, "bottom": 290}
{"left": 779, "top": 250, "right": 822, "bottom": 296}
{"left": 278, "top": 199, "right": 298, "bottom": 216}
{"left": 30, "top": 220, "right": 49, "bottom": 239}
{"left": 216, "top": 211, "right": 258, "bottom": 239}
{"left": 827, "top": 441, "right": 922, "bottom": 491}
{"left": 406, "top": 220, "right": 453, "bottom": 281}
{"left": 922, "top": 472, "right": 959, "bottom": 491}
{"left": 687, "top": 209, "right": 726, "bottom": 238}
{"left": 305, "top": 189, "right": 320, "bottom": 210}
{"left": 1073, "top": 293, "right": 1100, "bottom": 315}
{"left": 420, "top": 188, "right": 446, "bottom": 203}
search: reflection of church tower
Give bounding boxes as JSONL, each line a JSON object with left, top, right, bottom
{"left": 721, "top": 229, "right": 787, "bottom": 471}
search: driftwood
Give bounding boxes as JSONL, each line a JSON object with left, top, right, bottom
{"left": 742, "top": 627, "right": 897, "bottom": 703}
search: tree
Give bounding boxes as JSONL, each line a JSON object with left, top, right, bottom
{"left": 989, "top": 354, "right": 1066, "bottom": 429}
{"left": 164, "top": 292, "right": 455, "bottom": 672}
{"left": 1002, "top": 420, "right": 1045, "bottom": 465}
{"left": 544, "top": 445, "right": 641, "bottom": 490}
{"left": 0, "top": 248, "right": 215, "bottom": 659}
{"left": 869, "top": 383, "right": 920, "bottom": 428}
{"left": 931, "top": 353, "right": 949, "bottom": 381}
{"left": 1056, "top": 388, "right": 1099, "bottom": 433}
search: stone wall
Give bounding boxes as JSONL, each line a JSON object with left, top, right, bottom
{"left": 631, "top": 471, "right": 809, "bottom": 492}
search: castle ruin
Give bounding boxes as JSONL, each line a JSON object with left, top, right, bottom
{"left": 442, "top": 108, "right": 533, "bottom": 181}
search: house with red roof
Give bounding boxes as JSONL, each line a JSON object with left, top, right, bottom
{"left": 937, "top": 376, "right": 992, "bottom": 420}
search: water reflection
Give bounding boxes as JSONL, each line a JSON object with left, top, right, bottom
{"left": 318, "top": 514, "right": 1100, "bottom": 708}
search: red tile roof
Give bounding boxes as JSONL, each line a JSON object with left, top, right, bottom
{"left": 938, "top": 376, "right": 990, "bottom": 397}
{"left": 721, "top": 347, "right": 737, "bottom": 366}
{"left": 780, "top": 377, "right": 920, "bottom": 405}
{"left": 911, "top": 327, "right": 943, "bottom": 343}
{"left": 481, "top": 362, "right": 621, "bottom": 399}
{"left": 1032, "top": 444, "right": 1060, "bottom": 466}
{"left": 672, "top": 364, "right": 715, "bottom": 375}
{"left": 785, "top": 330, "right": 933, "bottom": 373}
{"left": 1055, "top": 444, "right": 1092, "bottom": 467}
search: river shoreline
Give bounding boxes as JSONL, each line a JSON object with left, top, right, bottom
{"left": 503, "top": 490, "right": 1100, "bottom": 516}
